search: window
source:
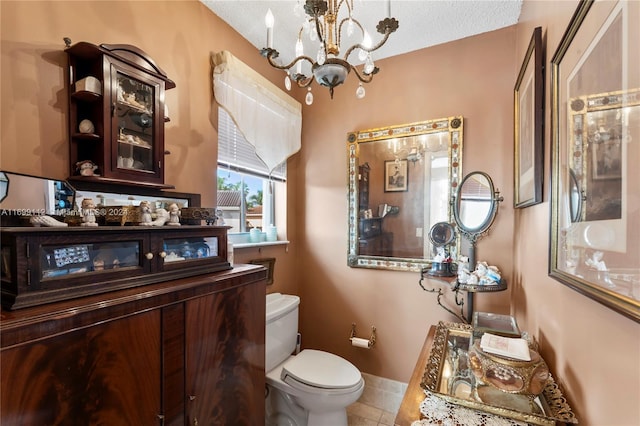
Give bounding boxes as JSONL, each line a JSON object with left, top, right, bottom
{"left": 217, "top": 107, "right": 285, "bottom": 234}
{"left": 211, "top": 51, "right": 301, "bottom": 239}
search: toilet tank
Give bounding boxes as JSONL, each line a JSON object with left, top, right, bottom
{"left": 266, "top": 293, "right": 300, "bottom": 372}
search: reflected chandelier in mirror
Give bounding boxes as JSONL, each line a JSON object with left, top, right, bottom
{"left": 347, "top": 116, "right": 463, "bottom": 271}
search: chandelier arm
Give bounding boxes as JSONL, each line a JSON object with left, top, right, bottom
{"left": 343, "top": 31, "right": 392, "bottom": 62}
{"left": 262, "top": 49, "right": 316, "bottom": 72}
{"left": 351, "top": 66, "right": 374, "bottom": 84}
{"left": 293, "top": 75, "right": 314, "bottom": 88}
{"left": 337, "top": 17, "right": 364, "bottom": 48}
{"left": 313, "top": 16, "right": 326, "bottom": 50}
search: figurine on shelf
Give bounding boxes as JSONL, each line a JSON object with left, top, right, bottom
{"left": 477, "top": 262, "right": 501, "bottom": 285}
{"left": 139, "top": 201, "right": 153, "bottom": 225}
{"left": 485, "top": 265, "right": 502, "bottom": 283}
{"left": 214, "top": 208, "right": 225, "bottom": 226}
{"left": 117, "top": 81, "right": 125, "bottom": 102}
{"left": 585, "top": 251, "right": 607, "bottom": 271}
{"left": 76, "top": 160, "right": 98, "bottom": 177}
{"left": 151, "top": 208, "right": 169, "bottom": 226}
{"left": 457, "top": 260, "right": 472, "bottom": 284}
{"left": 460, "top": 261, "right": 502, "bottom": 285}
{"left": 167, "top": 203, "right": 181, "bottom": 226}
{"left": 585, "top": 251, "right": 615, "bottom": 288}
{"left": 80, "top": 198, "right": 98, "bottom": 227}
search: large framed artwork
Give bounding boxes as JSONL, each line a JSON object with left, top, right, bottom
{"left": 514, "top": 26, "right": 544, "bottom": 208}
{"left": 549, "top": 0, "right": 640, "bottom": 322}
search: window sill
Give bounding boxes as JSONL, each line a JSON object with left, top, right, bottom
{"left": 232, "top": 240, "right": 289, "bottom": 249}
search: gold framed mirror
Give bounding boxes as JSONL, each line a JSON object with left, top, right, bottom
{"left": 347, "top": 116, "right": 463, "bottom": 271}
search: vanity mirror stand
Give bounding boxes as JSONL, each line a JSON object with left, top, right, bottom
{"left": 420, "top": 172, "right": 506, "bottom": 323}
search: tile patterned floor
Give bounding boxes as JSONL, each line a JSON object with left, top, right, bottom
{"left": 347, "top": 401, "right": 396, "bottom": 426}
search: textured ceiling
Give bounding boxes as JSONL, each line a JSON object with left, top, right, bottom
{"left": 202, "top": 0, "right": 522, "bottom": 66}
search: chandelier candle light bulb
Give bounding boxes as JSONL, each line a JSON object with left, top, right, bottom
{"left": 265, "top": 9, "right": 274, "bottom": 48}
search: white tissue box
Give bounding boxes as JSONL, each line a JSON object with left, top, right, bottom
{"left": 74, "top": 76, "right": 102, "bottom": 96}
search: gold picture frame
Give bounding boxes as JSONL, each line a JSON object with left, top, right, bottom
{"left": 514, "top": 26, "right": 544, "bottom": 208}
{"left": 550, "top": 0, "right": 640, "bottom": 322}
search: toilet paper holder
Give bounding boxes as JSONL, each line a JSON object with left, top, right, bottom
{"left": 350, "top": 323, "right": 376, "bottom": 348}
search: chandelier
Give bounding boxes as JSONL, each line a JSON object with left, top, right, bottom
{"left": 260, "top": 0, "right": 399, "bottom": 105}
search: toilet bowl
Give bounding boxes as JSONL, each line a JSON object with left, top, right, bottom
{"left": 265, "top": 293, "right": 364, "bottom": 426}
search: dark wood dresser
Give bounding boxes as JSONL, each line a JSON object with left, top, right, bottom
{"left": 0, "top": 264, "right": 266, "bottom": 426}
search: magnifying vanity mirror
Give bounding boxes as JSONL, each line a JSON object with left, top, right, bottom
{"left": 347, "top": 116, "right": 463, "bottom": 271}
{"left": 425, "top": 221, "right": 457, "bottom": 277}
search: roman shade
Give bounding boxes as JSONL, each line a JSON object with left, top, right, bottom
{"left": 211, "top": 51, "right": 302, "bottom": 174}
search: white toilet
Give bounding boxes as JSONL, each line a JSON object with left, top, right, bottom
{"left": 265, "top": 293, "right": 364, "bottom": 426}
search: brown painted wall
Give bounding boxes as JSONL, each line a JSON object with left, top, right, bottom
{"left": 297, "top": 15, "right": 517, "bottom": 402}
{"left": 1, "top": 1, "right": 638, "bottom": 424}
{"left": 511, "top": 1, "right": 639, "bottom": 424}
{"left": 0, "top": 1, "right": 301, "bottom": 295}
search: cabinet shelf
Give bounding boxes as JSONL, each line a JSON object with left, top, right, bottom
{"left": 67, "top": 175, "right": 175, "bottom": 190}
{"left": 72, "top": 132, "right": 101, "bottom": 141}
{"left": 118, "top": 139, "right": 152, "bottom": 149}
{"left": 116, "top": 100, "right": 152, "bottom": 115}
{"left": 456, "top": 279, "right": 507, "bottom": 293}
{"left": 71, "top": 90, "right": 102, "bottom": 102}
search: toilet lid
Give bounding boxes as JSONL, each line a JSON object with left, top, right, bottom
{"left": 281, "top": 349, "right": 361, "bottom": 390}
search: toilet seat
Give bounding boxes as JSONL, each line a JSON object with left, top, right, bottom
{"left": 281, "top": 349, "right": 362, "bottom": 390}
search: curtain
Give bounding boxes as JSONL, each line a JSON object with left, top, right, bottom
{"left": 211, "top": 51, "right": 302, "bottom": 174}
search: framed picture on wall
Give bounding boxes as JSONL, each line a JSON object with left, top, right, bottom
{"left": 549, "top": 0, "right": 640, "bottom": 322}
{"left": 384, "top": 160, "right": 408, "bottom": 192}
{"left": 514, "top": 26, "right": 544, "bottom": 209}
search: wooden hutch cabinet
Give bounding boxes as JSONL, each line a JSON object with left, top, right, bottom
{"left": 65, "top": 40, "right": 175, "bottom": 189}
{"left": 0, "top": 265, "right": 267, "bottom": 426}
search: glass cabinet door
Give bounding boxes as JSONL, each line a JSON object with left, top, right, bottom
{"left": 115, "top": 72, "right": 155, "bottom": 174}
{"left": 40, "top": 240, "right": 143, "bottom": 281}
{"left": 106, "top": 58, "right": 164, "bottom": 184}
{"left": 161, "top": 236, "right": 220, "bottom": 264}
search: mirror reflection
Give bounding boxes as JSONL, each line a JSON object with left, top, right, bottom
{"left": 454, "top": 172, "right": 498, "bottom": 234}
{"left": 569, "top": 169, "right": 582, "bottom": 223}
{"left": 553, "top": 89, "right": 640, "bottom": 309}
{"left": 347, "top": 116, "right": 463, "bottom": 271}
{"left": 0, "top": 171, "right": 75, "bottom": 215}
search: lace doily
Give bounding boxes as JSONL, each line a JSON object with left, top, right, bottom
{"left": 410, "top": 390, "right": 529, "bottom": 426}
